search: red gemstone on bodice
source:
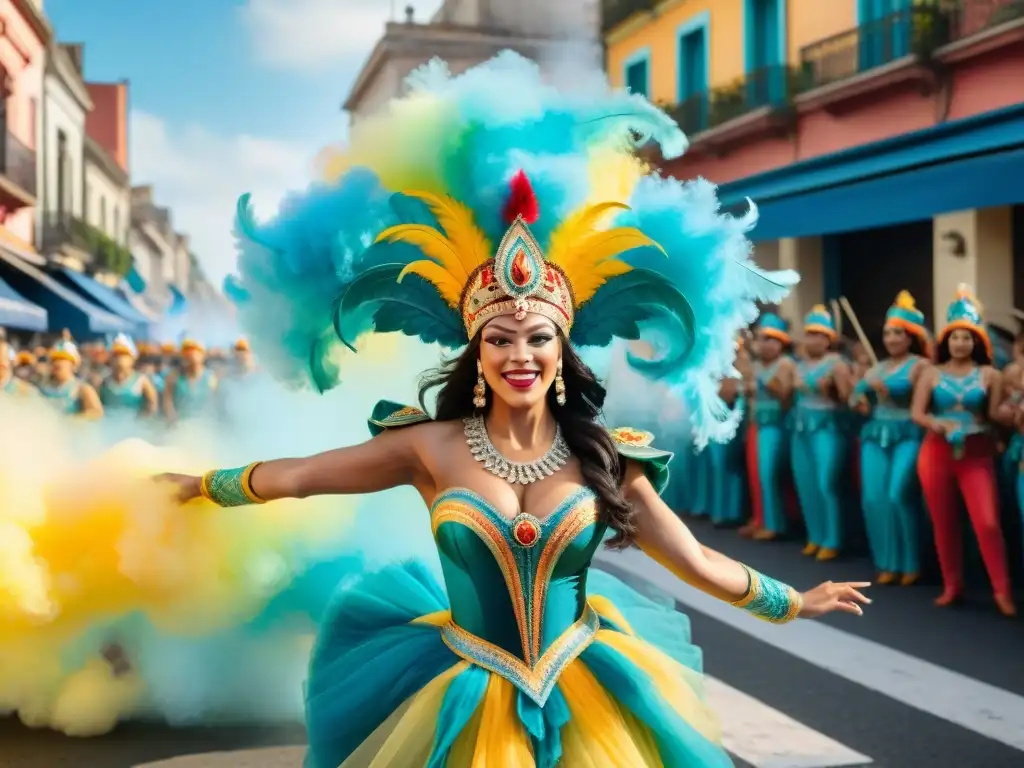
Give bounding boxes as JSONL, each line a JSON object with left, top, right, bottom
{"left": 513, "top": 518, "right": 539, "bottom": 546}
{"left": 510, "top": 249, "right": 533, "bottom": 286}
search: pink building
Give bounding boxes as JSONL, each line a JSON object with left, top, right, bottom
{"left": 0, "top": 0, "right": 49, "bottom": 261}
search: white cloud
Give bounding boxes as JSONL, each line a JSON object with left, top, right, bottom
{"left": 241, "top": 0, "right": 443, "bottom": 73}
{"left": 128, "top": 110, "right": 316, "bottom": 287}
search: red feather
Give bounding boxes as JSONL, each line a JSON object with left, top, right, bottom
{"left": 502, "top": 170, "right": 539, "bottom": 225}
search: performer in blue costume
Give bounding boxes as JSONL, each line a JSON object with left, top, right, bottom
{"left": 99, "top": 334, "right": 159, "bottom": 417}
{"left": 162, "top": 339, "right": 219, "bottom": 422}
{"left": 707, "top": 341, "right": 748, "bottom": 526}
{"left": 161, "top": 55, "right": 870, "bottom": 766}
{"left": 39, "top": 339, "right": 103, "bottom": 418}
{"left": 851, "top": 292, "right": 930, "bottom": 585}
{"left": 790, "top": 306, "right": 854, "bottom": 560}
{"left": 744, "top": 312, "right": 796, "bottom": 540}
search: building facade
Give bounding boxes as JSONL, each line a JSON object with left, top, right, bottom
{"left": 605, "top": 0, "right": 1024, "bottom": 341}
{"left": 0, "top": 0, "right": 49, "bottom": 262}
{"left": 344, "top": 0, "right": 602, "bottom": 123}
{"left": 128, "top": 184, "right": 191, "bottom": 313}
{"left": 83, "top": 80, "right": 129, "bottom": 253}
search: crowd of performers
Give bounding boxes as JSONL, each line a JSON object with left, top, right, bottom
{"left": 2, "top": 285, "right": 1022, "bottom": 619}
{"left": 667, "top": 285, "right": 1023, "bottom": 618}
{"left": 0, "top": 332, "right": 257, "bottom": 423}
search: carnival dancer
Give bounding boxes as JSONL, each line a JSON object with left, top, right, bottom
{"left": 911, "top": 285, "right": 1016, "bottom": 616}
{"left": 99, "top": 334, "right": 159, "bottom": 417}
{"left": 13, "top": 349, "right": 39, "bottom": 384}
{"left": 39, "top": 339, "right": 103, "bottom": 418}
{"left": 230, "top": 337, "right": 257, "bottom": 378}
{"left": 708, "top": 342, "right": 748, "bottom": 526}
{"left": 0, "top": 341, "right": 38, "bottom": 398}
{"left": 162, "top": 339, "right": 219, "bottom": 423}
{"left": 790, "top": 306, "right": 854, "bottom": 560}
{"left": 742, "top": 312, "right": 797, "bottom": 540}
{"left": 158, "top": 56, "right": 870, "bottom": 767}
{"left": 851, "top": 292, "right": 930, "bottom": 584}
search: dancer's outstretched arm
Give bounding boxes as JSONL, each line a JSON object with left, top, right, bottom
{"left": 622, "top": 461, "right": 871, "bottom": 622}
{"left": 161, "top": 424, "right": 428, "bottom": 505}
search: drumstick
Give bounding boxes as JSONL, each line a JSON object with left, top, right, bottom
{"left": 830, "top": 298, "right": 843, "bottom": 337}
{"left": 839, "top": 295, "right": 879, "bottom": 366}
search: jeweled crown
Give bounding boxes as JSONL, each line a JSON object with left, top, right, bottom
{"left": 461, "top": 172, "right": 574, "bottom": 339}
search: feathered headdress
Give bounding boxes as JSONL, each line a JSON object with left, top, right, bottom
{"left": 227, "top": 52, "right": 798, "bottom": 444}
{"left": 941, "top": 283, "right": 992, "bottom": 358}
{"left": 110, "top": 333, "right": 138, "bottom": 358}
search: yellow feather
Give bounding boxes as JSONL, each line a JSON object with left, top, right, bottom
{"left": 397, "top": 260, "right": 463, "bottom": 307}
{"left": 568, "top": 258, "right": 633, "bottom": 303}
{"left": 402, "top": 191, "right": 491, "bottom": 279}
{"left": 376, "top": 224, "right": 465, "bottom": 277}
{"left": 894, "top": 290, "right": 916, "bottom": 310}
{"left": 578, "top": 228, "right": 666, "bottom": 268}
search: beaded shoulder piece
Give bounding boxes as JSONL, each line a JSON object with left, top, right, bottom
{"left": 367, "top": 399, "right": 433, "bottom": 437}
{"left": 608, "top": 427, "right": 673, "bottom": 495}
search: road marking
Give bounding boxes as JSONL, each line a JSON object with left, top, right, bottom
{"left": 596, "top": 548, "right": 1024, "bottom": 753}
{"left": 705, "top": 676, "right": 872, "bottom": 768}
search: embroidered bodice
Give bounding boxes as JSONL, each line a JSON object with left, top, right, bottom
{"left": 173, "top": 369, "right": 217, "bottom": 418}
{"left": 752, "top": 358, "right": 785, "bottom": 425}
{"left": 431, "top": 486, "right": 604, "bottom": 704}
{"left": 856, "top": 358, "right": 922, "bottom": 446}
{"left": 932, "top": 367, "right": 988, "bottom": 438}
{"left": 40, "top": 379, "right": 82, "bottom": 414}
{"left": 794, "top": 355, "right": 839, "bottom": 411}
{"left": 100, "top": 372, "right": 146, "bottom": 412}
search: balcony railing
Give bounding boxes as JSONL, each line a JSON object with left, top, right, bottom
{"left": 0, "top": 130, "right": 37, "bottom": 197}
{"left": 601, "top": 0, "right": 657, "bottom": 33}
{"left": 663, "top": 65, "right": 794, "bottom": 137}
{"left": 948, "top": 0, "right": 1024, "bottom": 41}
{"left": 797, "top": 6, "right": 951, "bottom": 93}
{"left": 42, "top": 211, "right": 133, "bottom": 275}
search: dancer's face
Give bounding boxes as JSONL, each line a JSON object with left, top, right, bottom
{"left": 947, "top": 329, "right": 975, "bottom": 361}
{"left": 882, "top": 325, "right": 911, "bottom": 358}
{"left": 756, "top": 332, "right": 782, "bottom": 361}
{"left": 51, "top": 358, "right": 74, "bottom": 382}
{"left": 479, "top": 313, "right": 561, "bottom": 411}
{"left": 804, "top": 331, "right": 831, "bottom": 357}
{"left": 112, "top": 352, "right": 134, "bottom": 374}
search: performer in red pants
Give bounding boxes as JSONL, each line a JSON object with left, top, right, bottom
{"left": 911, "top": 286, "right": 1016, "bottom": 617}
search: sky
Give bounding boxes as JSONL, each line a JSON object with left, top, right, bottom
{"left": 45, "top": 0, "right": 444, "bottom": 286}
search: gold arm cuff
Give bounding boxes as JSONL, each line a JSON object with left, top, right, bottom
{"left": 240, "top": 461, "right": 266, "bottom": 504}
{"left": 199, "top": 471, "right": 214, "bottom": 502}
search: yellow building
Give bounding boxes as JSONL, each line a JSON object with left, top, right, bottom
{"left": 603, "top": 0, "right": 1024, "bottom": 349}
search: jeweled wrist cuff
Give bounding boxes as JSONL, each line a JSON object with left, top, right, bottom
{"left": 199, "top": 462, "right": 266, "bottom": 507}
{"left": 731, "top": 564, "right": 802, "bottom": 623}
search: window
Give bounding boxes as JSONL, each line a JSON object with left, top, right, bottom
{"left": 84, "top": 183, "right": 91, "bottom": 220}
{"left": 624, "top": 53, "right": 649, "bottom": 98}
{"left": 57, "top": 130, "right": 70, "bottom": 215}
{"left": 114, "top": 208, "right": 120, "bottom": 243}
{"left": 100, "top": 196, "right": 107, "bottom": 231}
{"left": 859, "top": 0, "right": 913, "bottom": 69}
{"left": 745, "top": 0, "right": 785, "bottom": 105}
{"left": 676, "top": 14, "right": 709, "bottom": 132}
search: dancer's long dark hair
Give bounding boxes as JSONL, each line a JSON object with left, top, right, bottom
{"left": 418, "top": 334, "right": 636, "bottom": 548}
{"left": 935, "top": 329, "right": 991, "bottom": 366}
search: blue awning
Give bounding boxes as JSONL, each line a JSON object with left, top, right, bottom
{"left": 744, "top": 146, "right": 1024, "bottom": 241}
{"left": 117, "top": 281, "right": 161, "bottom": 322}
{"left": 0, "top": 272, "right": 47, "bottom": 331}
{"left": 167, "top": 284, "right": 188, "bottom": 316}
{"left": 125, "top": 263, "right": 147, "bottom": 293}
{"left": 57, "top": 267, "right": 155, "bottom": 332}
{"left": 0, "top": 248, "right": 130, "bottom": 336}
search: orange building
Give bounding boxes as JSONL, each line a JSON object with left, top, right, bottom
{"left": 0, "top": 0, "right": 50, "bottom": 332}
{"left": 605, "top": 0, "right": 1024, "bottom": 343}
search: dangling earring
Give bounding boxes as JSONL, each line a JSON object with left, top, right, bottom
{"left": 473, "top": 359, "right": 487, "bottom": 409}
{"left": 555, "top": 359, "right": 566, "bottom": 406}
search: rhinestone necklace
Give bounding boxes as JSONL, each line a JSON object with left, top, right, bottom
{"left": 464, "top": 415, "right": 571, "bottom": 485}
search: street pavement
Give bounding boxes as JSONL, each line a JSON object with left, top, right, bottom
{"left": 3, "top": 517, "right": 1023, "bottom": 767}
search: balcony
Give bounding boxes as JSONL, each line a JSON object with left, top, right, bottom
{"left": 0, "top": 131, "right": 38, "bottom": 208}
{"left": 42, "top": 211, "right": 133, "bottom": 275}
{"left": 948, "top": 0, "right": 1024, "bottom": 41}
{"left": 601, "top": 0, "right": 657, "bottom": 34}
{"left": 794, "top": 6, "right": 951, "bottom": 113}
{"left": 662, "top": 65, "right": 796, "bottom": 154}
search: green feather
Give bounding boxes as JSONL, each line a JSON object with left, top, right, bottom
{"left": 335, "top": 264, "right": 465, "bottom": 351}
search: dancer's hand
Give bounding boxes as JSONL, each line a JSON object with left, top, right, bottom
{"left": 154, "top": 473, "right": 203, "bottom": 503}
{"left": 868, "top": 376, "right": 888, "bottom": 399}
{"left": 799, "top": 581, "right": 872, "bottom": 618}
{"left": 816, "top": 375, "right": 832, "bottom": 394}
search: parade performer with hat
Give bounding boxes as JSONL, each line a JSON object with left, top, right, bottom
{"left": 0, "top": 340, "right": 39, "bottom": 398}
{"left": 911, "top": 285, "right": 1016, "bottom": 616}
{"left": 99, "top": 333, "right": 159, "bottom": 417}
{"left": 789, "top": 305, "right": 854, "bottom": 560}
{"left": 161, "top": 338, "right": 219, "bottom": 423}
{"left": 39, "top": 338, "right": 103, "bottom": 418}
{"left": 852, "top": 292, "right": 930, "bottom": 585}
{"left": 741, "top": 311, "right": 797, "bottom": 539}
{"left": 156, "top": 54, "right": 871, "bottom": 767}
